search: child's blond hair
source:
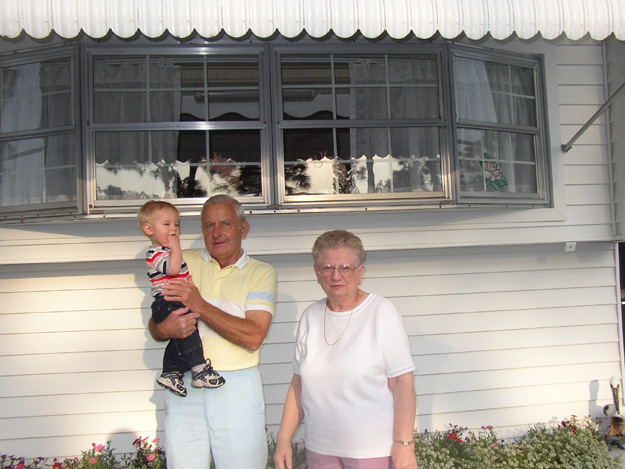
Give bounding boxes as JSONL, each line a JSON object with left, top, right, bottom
{"left": 137, "top": 200, "right": 179, "bottom": 236}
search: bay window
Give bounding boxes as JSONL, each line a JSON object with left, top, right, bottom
{"left": 0, "top": 41, "right": 550, "bottom": 222}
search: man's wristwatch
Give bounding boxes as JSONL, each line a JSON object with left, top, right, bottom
{"left": 394, "top": 439, "right": 414, "bottom": 446}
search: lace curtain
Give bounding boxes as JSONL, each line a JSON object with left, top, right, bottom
{"left": 349, "top": 58, "right": 442, "bottom": 194}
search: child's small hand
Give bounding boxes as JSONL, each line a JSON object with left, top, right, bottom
{"left": 165, "top": 233, "right": 181, "bottom": 250}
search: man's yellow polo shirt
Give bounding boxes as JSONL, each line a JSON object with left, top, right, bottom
{"left": 184, "top": 248, "right": 277, "bottom": 371}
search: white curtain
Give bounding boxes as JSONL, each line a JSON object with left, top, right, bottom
{"left": 1, "top": 59, "right": 77, "bottom": 207}
{"left": 455, "top": 58, "right": 536, "bottom": 193}
{"left": 0, "top": 63, "right": 45, "bottom": 206}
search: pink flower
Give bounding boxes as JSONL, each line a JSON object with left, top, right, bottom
{"left": 153, "top": 437, "right": 159, "bottom": 443}
{"left": 484, "top": 161, "right": 503, "bottom": 182}
{"left": 16, "top": 463, "right": 24, "bottom": 469}
{"left": 147, "top": 454, "right": 155, "bottom": 461}
{"left": 53, "top": 463, "right": 62, "bottom": 469}
{"left": 94, "top": 444, "right": 105, "bottom": 452}
{"left": 90, "top": 457, "right": 98, "bottom": 464}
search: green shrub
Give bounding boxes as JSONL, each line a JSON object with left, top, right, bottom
{"left": 414, "top": 416, "right": 621, "bottom": 469}
{"left": 0, "top": 416, "right": 620, "bottom": 469}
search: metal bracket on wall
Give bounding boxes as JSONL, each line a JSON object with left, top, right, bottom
{"left": 561, "top": 80, "right": 625, "bottom": 153}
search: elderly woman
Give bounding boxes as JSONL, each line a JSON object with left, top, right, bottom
{"left": 274, "top": 230, "right": 418, "bottom": 469}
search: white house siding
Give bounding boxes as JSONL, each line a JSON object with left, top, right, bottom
{"left": 0, "top": 35, "right": 623, "bottom": 460}
{"left": 264, "top": 242, "right": 623, "bottom": 439}
{"left": 608, "top": 37, "right": 625, "bottom": 240}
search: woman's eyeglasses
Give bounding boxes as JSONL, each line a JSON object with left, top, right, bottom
{"left": 316, "top": 264, "right": 360, "bottom": 278}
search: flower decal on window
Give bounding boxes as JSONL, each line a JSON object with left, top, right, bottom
{"left": 481, "top": 153, "right": 508, "bottom": 191}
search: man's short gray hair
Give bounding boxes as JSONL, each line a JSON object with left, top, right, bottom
{"left": 202, "top": 194, "right": 246, "bottom": 225}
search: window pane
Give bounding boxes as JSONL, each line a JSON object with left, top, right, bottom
{"left": 93, "top": 57, "right": 148, "bottom": 124}
{"left": 281, "top": 54, "right": 439, "bottom": 121}
{"left": 1, "top": 58, "right": 72, "bottom": 133}
{"left": 94, "top": 56, "right": 267, "bottom": 124}
{"left": 206, "top": 130, "right": 262, "bottom": 197}
{"left": 41, "top": 59, "right": 73, "bottom": 128}
{"left": 457, "top": 128, "right": 537, "bottom": 193}
{"left": 95, "top": 130, "right": 262, "bottom": 200}
{"left": 0, "top": 134, "right": 76, "bottom": 206}
{"left": 283, "top": 126, "right": 441, "bottom": 195}
{"left": 281, "top": 52, "right": 443, "bottom": 199}
{"left": 282, "top": 56, "right": 332, "bottom": 85}
{"left": 183, "top": 57, "right": 260, "bottom": 121}
{"left": 455, "top": 57, "right": 537, "bottom": 127}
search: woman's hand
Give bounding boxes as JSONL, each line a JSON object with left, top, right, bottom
{"left": 391, "top": 442, "right": 418, "bottom": 469}
{"left": 389, "top": 372, "right": 418, "bottom": 468}
{"left": 273, "top": 438, "right": 294, "bottom": 469}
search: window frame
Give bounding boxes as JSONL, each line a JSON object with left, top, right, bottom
{"left": 271, "top": 42, "right": 455, "bottom": 209}
{"left": 83, "top": 44, "right": 274, "bottom": 213}
{"left": 450, "top": 45, "right": 551, "bottom": 207}
{"left": 0, "top": 45, "right": 82, "bottom": 220}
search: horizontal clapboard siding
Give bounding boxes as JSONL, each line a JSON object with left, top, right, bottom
{"left": 608, "top": 37, "right": 625, "bottom": 239}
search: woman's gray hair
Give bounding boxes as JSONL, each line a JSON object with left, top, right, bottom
{"left": 202, "top": 194, "right": 246, "bottom": 225}
{"left": 312, "top": 230, "right": 366, "bottom": 265}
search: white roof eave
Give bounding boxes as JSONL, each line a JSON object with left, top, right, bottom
{"left": 0, "top": 0, "right": 623, "bottom": 41}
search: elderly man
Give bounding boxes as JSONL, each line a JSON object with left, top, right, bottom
{"left": 148, "top": 194, "right": 277, "bottom": 469}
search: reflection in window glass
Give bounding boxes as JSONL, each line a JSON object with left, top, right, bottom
{"left": 283, "top": 127, "right": 441, "bottom": 195}
{"left": 95, "top": 130, "right": 262, "bottom": 200}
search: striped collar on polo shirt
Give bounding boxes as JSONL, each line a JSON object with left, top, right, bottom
{"left": 201, "top": 248, "right": 249, "bottom": 269}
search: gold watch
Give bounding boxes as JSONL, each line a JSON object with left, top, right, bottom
{"left": 394, "top": 439, "right": 414, "bottom": 446}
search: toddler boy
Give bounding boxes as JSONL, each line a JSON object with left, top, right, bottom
{"left": 138, "top": 200, "right": 225, "bottom": 396}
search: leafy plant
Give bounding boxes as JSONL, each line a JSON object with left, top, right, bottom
{"left": 1, "top": 437, "right": 164, "bottom": 469}
{"left": 120, "top": 438, "right": 165, "bottom": 469}
{"left": 414, "top": 415, "right": 621, "bottom": 469}
{"left": 0, "top": 417, "right": 621, "bottom": 468}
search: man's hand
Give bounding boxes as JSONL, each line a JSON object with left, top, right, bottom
{"left": 162, "top": 276, "right": 204, "bottom": 312}
{"left": 148, "top": 306, "right": 198, "bottom": 342}
{"left": 162, "top": 276, "right": 272, "bottom": 351}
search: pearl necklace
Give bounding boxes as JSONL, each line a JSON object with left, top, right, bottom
{"left": 323, "top": 303, "right": 355, "bottom": 346}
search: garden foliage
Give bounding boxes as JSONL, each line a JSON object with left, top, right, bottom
{"left": 1, "top": 416, "right": 621, "bottom": 468}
